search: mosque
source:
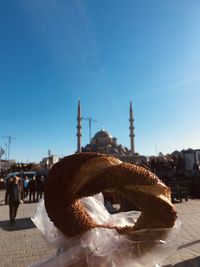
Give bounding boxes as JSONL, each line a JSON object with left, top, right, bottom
{"left": 76, "top": 100, "right": 146, "bottom": 164}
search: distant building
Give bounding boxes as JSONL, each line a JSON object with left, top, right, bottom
{"left": 76, "top": 98, "right": 147, "bottom": 164}
{"left": 82, "top": 128, "right": 129, "bottom": 155}
{"left": 76, "top": 100, "right": 136, "bottom": 154}
{"left": 40, "top": 155, "right": 60, "bottom": 170}
{"left": 82, "top": 128, "right": 146, "bottom": 163}
{"left": 0, "top": 159, "right": 16, "bottom": 173}
{"left": 183, "top": 149, "right": 200, "bottom": 171}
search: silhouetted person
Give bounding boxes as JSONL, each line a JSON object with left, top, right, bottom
{"left": 7, "top": 176, "right": 22, "bottom": 224}
{"left": 5, "top": 178, "right": 11, "bottom": 204}
{"left": 19, "top": 178, "right": 24, "bottom": 202}
{"left": 36, "top": 175, "right": 44, "bottom": 201}
{"left": 29, "top": 176, "right": 36, "bottom": 202}
{"left": 104, "top": 200, "right": 118, "bottom": 214}
{"left": 23, "top": 176, "right": 29, "bottom": 198}
{"left": 193, "top": 162, "right": 199, "bottom": 176}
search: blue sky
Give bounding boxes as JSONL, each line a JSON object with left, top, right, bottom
{"left": 1, "top": 0, "right": 200, "bottom": 162}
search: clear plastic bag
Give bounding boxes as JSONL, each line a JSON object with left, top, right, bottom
{"left": 30, "top": 193, "right": 181, "bottom": 267}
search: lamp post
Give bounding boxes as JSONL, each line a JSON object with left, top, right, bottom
{"left": 4, "top": 143, "right": 7, "bottom": 160}
{"left": 2, "top": 136, "right": 16, "bottom": 169}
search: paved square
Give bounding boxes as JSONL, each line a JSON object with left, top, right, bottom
{"left": 0, "top": 190, "right": 200, "bottom": 267}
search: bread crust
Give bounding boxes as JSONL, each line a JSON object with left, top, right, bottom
{"left": 44, "top": 152, "right": 177, "bottom": 237}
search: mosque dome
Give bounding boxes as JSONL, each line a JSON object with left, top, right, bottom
{"left": 93, "top": 129, "right": 112, "bottom": 139}
{"left": 83, "top": 128, "right": 132, "bottom": 157}
{"left": 91, "top": 129, "right": 113, "bottom": 146}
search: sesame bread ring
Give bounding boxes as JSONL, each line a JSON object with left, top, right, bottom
{"left": 44, "top": 152, "right": 177, "bottom": 237}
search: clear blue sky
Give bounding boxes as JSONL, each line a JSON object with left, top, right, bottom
{"left": 1, "top": 0, "right": 200, "bottom": 163}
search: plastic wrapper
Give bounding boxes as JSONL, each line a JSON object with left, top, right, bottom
{"left": 30, "top": 193, "right": 181, "bottom": 267}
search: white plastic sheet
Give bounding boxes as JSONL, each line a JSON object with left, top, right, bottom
{"left": 30, "top": 193, "right": 181, "bottom": 267}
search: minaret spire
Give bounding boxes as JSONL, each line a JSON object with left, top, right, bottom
{"left": 129, "top": 100, "right": 135, "bottom": 154}
{"left": 77, "top": 98, "right": 82, "bottom": 152}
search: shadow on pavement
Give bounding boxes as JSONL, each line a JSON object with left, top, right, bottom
{"left": 165, "top": 256, "right": 200, "bottom": 267}
{"left": 0, "top": 199, "right": 6, "bottom": 206}
{"left": 0, "top": 200, "right": 39, "bottom": 206}
{"left": 0, "top": 217, "right": 36, "bottom": 231}
{"left": 178, "top": 240, "right": 200, "bottom": 249}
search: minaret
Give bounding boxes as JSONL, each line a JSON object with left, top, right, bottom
{"left": 77, "top": 99, "right": 82, "bottom": 152}
{"left": 129, "top": 100, "right": 135, "bottom": 154}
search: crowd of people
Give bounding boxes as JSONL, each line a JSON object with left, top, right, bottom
{"left": 4, "top": 175, "right": 45, "bottom": 224}
{"left": 146, "top": 156, "right": 200, "bottom": 199}
{"left": 145, "top": 155, "right": 200, "bottom": 182}
{"left": 148, "top": 156, "right": 186, "bottom": 184}
{"left": 2, "top": 155, "right": 200, "bottom": 223}
{"left": 103, "top": 155, "right": 200, "bottom": 211}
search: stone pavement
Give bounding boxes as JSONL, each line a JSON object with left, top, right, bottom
{"left": 163, "top": 199, "right": 200, "bottom": 267}
{"left": 0, "top": 190, "right": 56, "bottom": 267}
{"left": 0, "top": 189, "right": 200, "bottom": 267}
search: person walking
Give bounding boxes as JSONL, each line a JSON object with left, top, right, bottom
{"left": 29, "top": 176, "right": 36, "bottom": 202}
{"left": 36, "top": 175, "right": 44, "bottom": 201}
{"left": 7, "top": 176, "right": 22, "bottom": 224}
{"left": 23, "top": 176, "right": 29, "bottom": 198}
{"left": 5, "top": 177, "right": 11, "bottom": 204}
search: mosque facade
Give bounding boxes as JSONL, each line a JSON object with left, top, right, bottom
{"left": 76, "top": 100, "right": 146, "bottom": 164}
{"left": 82, "top": 129, "right": 130, "bottom": 156}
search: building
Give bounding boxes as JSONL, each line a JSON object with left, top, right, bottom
{"left": 40, "top": 155, "right": 60, "bottom": 170}
{"left": 77, "top": 100, "right": 146, "bottom": 164}
{"left": 0, "top": 159, "right": 16, "bottom": 173}
{"left": 183, "top": 149, "right": 200, "bottom": 171}
{"left": 82, "top": 128, "right": 129, "bottom": 155}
